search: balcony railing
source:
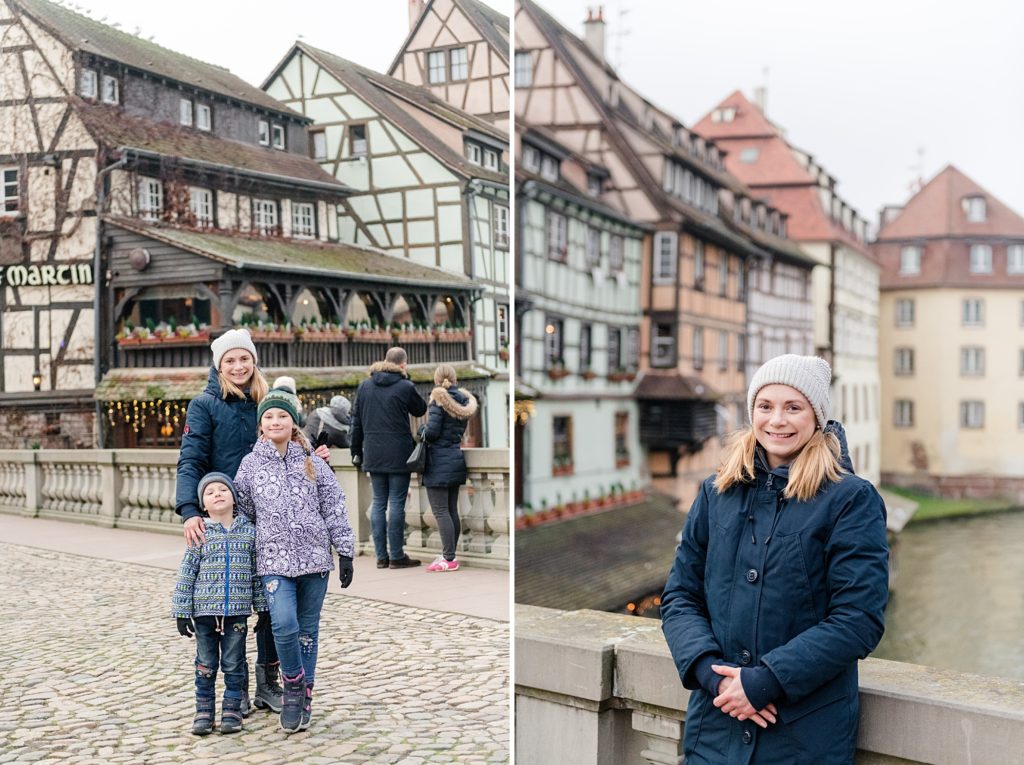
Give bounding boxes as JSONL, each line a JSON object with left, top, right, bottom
{"left": 0, "top": 448, "right": 508, "bottom": 569}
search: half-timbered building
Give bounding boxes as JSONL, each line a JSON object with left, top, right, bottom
{"left": 515, "top": 1, "right": 807, "bottom": 499}
{"left": 263, "top": 41, "right": 509, "bottom": 447}
{"left": 695, "top": 90, "right": 880, "bottom": 483}
{"left": 390, "top": 0, "right": 510, "bottom": 130}
{"left": 0, "top": 0, "right": 481, "bottom": 448}
{"left": 514, "top": 126, "right": 647, "bottom": 512}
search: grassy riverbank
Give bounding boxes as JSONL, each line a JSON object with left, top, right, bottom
{"left": 883, "top": 486, "right": 1018, "bottom": 523}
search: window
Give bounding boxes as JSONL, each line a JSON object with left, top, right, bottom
{"left": 585, "top": 227, "right": 601, "bottom": 269}
{"left": 737, "top": 331, "right": 746, "bottom": 371}
{"left": 891, "top": 399, "right": 913, "bottom": 428}
{"left": 544, "top": 316, "right": 564, "bottom": 367}
{"left": 483, "top": 148, "right": 499, "bottom": 171}
{"left": 522, "top": 145, "right": 540, "bottom": 172}
{"left": 960, "top": 400, "right": 984, "bottom": 429}
{"left": 547, "top": 211, "right": 567, "bottom": 262}
{"left": 514, "top": 51, "right": 532, "bottom": 87}
{"left": 196, "top": 104, "right": 211, "bottom": 131}
{"left": 627, "top": 328, "right": 640, "bottom": 371}
{"left": 653, "top": 231, "right": 677, "bottom": 282}
{"left": 614, "top": 412, "right": 629, "bottom": 467}
{"left": 292, "top": 202, "right": 316, "bottom": 239}
{"left": 552, "top": 416, "right": 573, "bottom": 475}
{"left": 693, "top": 327, "right": 704, "bottom": 370}
{"left": 253, "top": 199, "right": 278, "bottom": 235}
{"left": 960, "top": 346, "right": 985, "bottom": 376}
{"left": 427, "top": 51, "right": 446, "bottom": 84}
{"left": 608, "top": 235, "right": 624, "bottom": 274}
{"left": 138, "top": 178, "right": 163, "bottom": 220}
{"left": 189, "top": 187, "right": 213, "bottom": 227}
{"left": 450, "top": 47, "right": 468, "bottom": 81}
{"left": 900, "top": 245, "right": 921, "bottom": 275}
{"left": 894, "top": 347, "right": 914, "bottom": 376}
{"left": 493, "top": 204, "right": 509, "bottom": 249}
{"left": 349, "top": 124, "right": 368, "bottom": 157}
{"left": 651, "top": 322, "right": 676, "bottom": 367}
{"left": 271, "top": 124, "right": 285, "bottom": 150}
{"left": 258, "top": 120, "right": 270, "bottom": 146}
{"left": 718, "top": 330, "right": 729, "bottom": 371}
{"left": 311, "top": 130, "right": 328, "bottom": 162}
{"left": 711, "top": 106, "right": 736, "bottom": 123}
{"left": 694, "top": 240, "right": 705, "bottom": 289}
{"left": 739, "top": 147, "right": 759, "bottom": 163}
{"left": 718, "top": 255, "right": 729, "bottom": 296}
{"left": 101, "top": 74, "right": 118, "bottom": 104}
{"left": 179, "top": 98, "right": 193, "bottom": 126}
{"left": 587, "top": 174, "right": 602, "bottom": 197}
{"left": 1, "top": 168, "right": 19, "bottom": 213}
{"left": 540, "top": 154, "right": 559, "bottom": 182}
{"left": 607, "top": 327, "right": 622, "bottom": 372}
{"left": 737, "top": 264, "right": 746, "bottom": 301}
{"left": 79, "top": 69, "right": 97, "bottom": 98}
{"left": 496, "top": 304, "right": 508, "bottom": 347}
{"left": 963, "top": 298, "right": 984, "bottom": 326}
{"left": 964, "top": 196, "right": 986, "bottom": 222}
{"left": 466, "top": 143, "right": 482, "bottom": 165}
{"left": 969, "top": 244, "right": 992, "bottom": 274}
{"left": 895, "top": 298, "right": 915, "bottom": 327}
{"left": 580, "top": 324, "right": 592, "bottom": 369}
{"left": 1009, "top": 245, "right": 1024, "bottom": 274}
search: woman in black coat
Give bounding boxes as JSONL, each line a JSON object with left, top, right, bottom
{"left": 420, "top": 364, "right": 477, "bottom": 573}
{"left": 661, "top": 355, "right": 889, "bottom": 764}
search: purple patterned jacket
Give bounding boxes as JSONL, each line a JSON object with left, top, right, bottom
{"left": 234, "top": 439, "right": 355, "bottom": 578}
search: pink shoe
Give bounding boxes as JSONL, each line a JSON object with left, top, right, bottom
{"left": 426, "top": 556, "right": 460, "bottom": 572}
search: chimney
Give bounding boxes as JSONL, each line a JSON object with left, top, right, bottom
{"left": 753, "top": 86, "right": 766, "bottom": 115}
{"left": 584, "top": 6, "right": 606, "bottom": 61}
{"left": 408, "top": 0, "right": 425, "bottom": 30}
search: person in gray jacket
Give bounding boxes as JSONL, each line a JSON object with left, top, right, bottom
{"left": 304, "top": 395, "right": 352, "bottom": 449}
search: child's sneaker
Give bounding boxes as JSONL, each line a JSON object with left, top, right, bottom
{"left": 192, "top": 696, "right": 215, "bottom": 736}
{"left": 426, "top": 556, "right": 460, "bottom": 572}
{"left": 220, "top": 695, "right": 243, "bottom": 734}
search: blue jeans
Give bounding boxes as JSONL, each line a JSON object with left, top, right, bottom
{"left": 194, "top": 615, "right": 248, "bottom": 700}
{"left": 370, "top": 472, "right": 411, "bottom": 560}
{"left": 263, "top": 573, "right": 329, "bottom": 684}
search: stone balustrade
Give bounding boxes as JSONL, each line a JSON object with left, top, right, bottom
{"left": 515, "top": 605, "right": 1024, "bottom": 765}
{"left": 0, "top": 448, "right": 509, "bottom": 569}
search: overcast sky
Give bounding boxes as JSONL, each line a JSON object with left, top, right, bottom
{"left": 534, "top": 0, "right": 1024, "bottom": 229}
{"left": 58, "top": 0, "right": 510, "bottom": 86}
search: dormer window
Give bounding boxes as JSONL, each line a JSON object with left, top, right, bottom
{"left": 179, "top": 98, "right": 193, "bottom": 127}
{"left": 258, "top": 120, "right": 270, "bottom": 146}
{"left": 711, "top": 106, "right": 736, "bottom": 123}
{"left": 466, "top": 143, "right": 482, "bottom": 165}
{"left": 522, "top": 145, "right": 540, "bottom": 173}
{"left": 739, "top": 148, "right": 759, "bottom": 164}
{"left": 969, "top": 244, "right": 992, "bottom": 273}
{"left": 539, "top": 154, "right": 559, "bottom": 182}
{"left": 79, "top": 69, "right": 97, "bottom": 98}
{"left": 964, "top": 196, "right": 987, "bottom": 222}
{"left": 587, "top": 173, "right": 602, "bottom": 197}
{"left": 138, "top": 178, "right": 163, "bottom": 220}
{"left": 271, "top": 124, "right": 285, "bottom": 150}
{"left": 101, "top": 75, "right": 119, "bottom": 105}
{"left": 900, "top": 245, "right": 921, "bottom": 275}
{"left": 196, "top": 104, "right": 211, "bottom": 131}
{"left": 482, "top": 148, "right": 499, "bottom": 171}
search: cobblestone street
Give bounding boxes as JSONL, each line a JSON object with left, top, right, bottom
{"left": 0, "top": 543, "right": 509, "bottom": 765}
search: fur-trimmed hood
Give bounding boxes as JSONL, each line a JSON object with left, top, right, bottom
{"left": 429, "top": 385, "right": 478, "bottom": 420}
{"left": 368, "top": 360, "right": 408, "bottom": 383}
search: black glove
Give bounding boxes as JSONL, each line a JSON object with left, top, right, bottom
{"left": 176, "top": 617, "right": 195, "bottom": 638}
{"left": 338, "top": 555, "right": 354, "bottom": 589}
{"left": 351, "top": 453, "right": 362, "bottom": 468}
{"left": 254, "top": 611, "right": 270, "bottom": 633}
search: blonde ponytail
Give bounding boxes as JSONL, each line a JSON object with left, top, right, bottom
{"left": 291, "top": 426, "right": 317, "bottom": 481}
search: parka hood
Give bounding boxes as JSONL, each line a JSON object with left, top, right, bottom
{"left": 368, "top": 360, "right": 408, "bottom": 386}
{"left": 429, "top": 385, "right": 478, "bottom": 421}
{"left": 204, "top": 366, "right": 222, "bottom": 397}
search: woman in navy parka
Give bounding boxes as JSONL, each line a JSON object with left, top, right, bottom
{"left": 661, "top": 355, "right": 889, "bottom": 764}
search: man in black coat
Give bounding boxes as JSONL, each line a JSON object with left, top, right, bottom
{"left": 350, "top": 347, "right": 428, "bottom": 569}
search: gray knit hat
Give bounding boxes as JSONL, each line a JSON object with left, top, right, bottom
{"left": 211, "top": 329, "right": 258, "bottom": 369}
{"left": 197, "top": 472, "right": 238, "bottom": 507}
{"left": 747, "top": 354, "right": 831, "bottom": 430}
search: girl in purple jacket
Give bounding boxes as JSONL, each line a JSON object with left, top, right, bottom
{"left": 234, "top": 386, "right": 355, "bottom": 733}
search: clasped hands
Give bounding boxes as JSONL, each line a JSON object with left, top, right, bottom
{"left": 711, "top": 665, "right": 778, "bottom": 729}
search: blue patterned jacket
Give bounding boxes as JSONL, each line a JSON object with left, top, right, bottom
{"left": 171, "top": 515, "right": 268, "bottom": 618}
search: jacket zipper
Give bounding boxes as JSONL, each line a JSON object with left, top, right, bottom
{"left": 223, "top": 526, "right": 231, "bottom": 619}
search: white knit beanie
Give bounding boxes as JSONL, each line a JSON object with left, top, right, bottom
{"left": 211, "top": 329, "right": 258, "bottom": 369}
{"left": 747, "top": 354, "right": 831, "bottom": 430}
{"left": 272, "top": 376, "right": 297, "bottom": 395}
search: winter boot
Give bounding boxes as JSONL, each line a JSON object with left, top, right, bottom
{"left": 299, "top": 681, "right": 314, "bottom": 730}
{"left": 191, "top": 696, "right": 215, "bottom": 736}
{"left": 240, "top": 660, "right": 252, "bottom": 718}
{"left": 220, "top": 695, "right": 243, "bottom": 734}
{"left": 280, "top": 669, "right": 306, "bottom": 733}
{"left": 254, "top": 662, "right": 284, "bottom": 713}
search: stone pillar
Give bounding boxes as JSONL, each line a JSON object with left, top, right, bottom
{"left": 98, "top": 450, "right": 120, "bottom": 528}
{"left": 22, "top": 452, "right": 41, "bottom": 518}
{"left": 632, "top": 711, "right": 684, "bottom": 765}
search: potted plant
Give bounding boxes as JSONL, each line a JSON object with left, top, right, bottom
{"left": 547, "top": 360, "right": 570, "bottom": 380}
{"left": 498, "top": 344, "right": 510, "bottom": 362}
{"left": 580, "top": 366, "right": 597, "bottom": 381}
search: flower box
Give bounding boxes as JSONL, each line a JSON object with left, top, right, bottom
{"left": 498, "top": 348, "right": 510, "bottom": 362}
{"left": 581, "top": 369, "right": 597, "bottom": 380}
{"left": 547, "top": 367, "right": 570, "bottom": 381}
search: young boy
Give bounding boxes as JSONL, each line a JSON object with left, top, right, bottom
{"left": 171, "top": 472, "right": 267, "bottom": 735}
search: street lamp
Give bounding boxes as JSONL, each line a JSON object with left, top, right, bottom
{"left": 32, "top": 370, "right": 42, "bottom": 391}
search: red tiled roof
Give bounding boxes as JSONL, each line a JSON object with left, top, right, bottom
{"left": 876, "top": 165, "right": 1024, "bottom": 240}
{"left": 692, "top": 89, "right": 777, "bottom": 141}
{"left": 74, "top": 101, "right": 345, "bottom": 189}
